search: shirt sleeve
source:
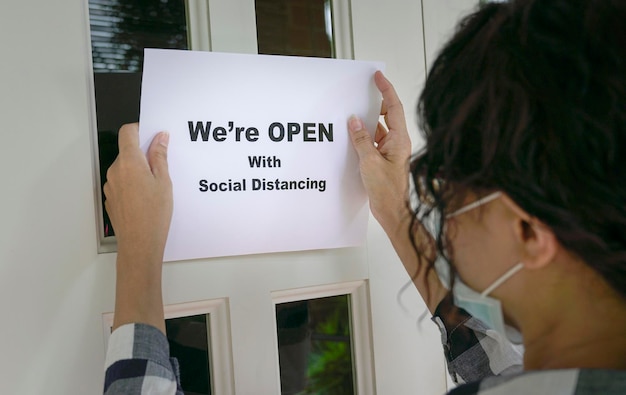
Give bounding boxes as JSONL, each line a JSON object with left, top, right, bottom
{"left": 104, "top": 323, "right": 184, "bottom": 395}
{"left": 432, "top": 292, "right": 523, "bottom": 385}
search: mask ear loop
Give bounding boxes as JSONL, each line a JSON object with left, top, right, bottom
{"left": 446, "top": 191, "right": 503, "bottom": 218}
{"left": 481, "top": 262, "right": 525, "bottom": 297}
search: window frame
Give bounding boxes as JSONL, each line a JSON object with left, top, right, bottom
{"left": 87, "top": 0, "right": 354, "bottom": 252}
{"left": 102, "top": 297, "right": 234, "bottom": 395}
{"left": 86, "top": 0, "right": 212, "bottom": 252}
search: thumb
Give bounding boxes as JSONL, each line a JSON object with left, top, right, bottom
{"left": 348, "top": 116, "right": 377, "bottom": 159}
{"left": 147, "top": 131, "right": 170, "bottom": 179}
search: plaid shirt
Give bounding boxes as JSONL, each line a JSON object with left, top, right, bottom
{"left": 104, "top": 300, "right": 626, "bottom": 394}
{"left": 431, "top": 293, "right": 524, "bottom": 384}
{"left": 104, "top": 324, "right": 183, "bottom": 395}
{"left": 432, "top": 293, "right": 626, "bottom": 394}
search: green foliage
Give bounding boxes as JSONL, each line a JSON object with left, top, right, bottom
{"left": 299, "top": 297, "right": 354, "bottom": 395}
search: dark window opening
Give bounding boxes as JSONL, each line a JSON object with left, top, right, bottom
{"left": 89, "top": 0, "right": 188, "bottom": 236}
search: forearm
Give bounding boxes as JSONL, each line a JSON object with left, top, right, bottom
{"left": 112, "top": 248, "right": 166, "bottom": 334}
{"left": 347, "top": 73, "right": 447, "bottom": 313}
{"left": 104, "top": 126, "right": 172, "bottom": 334}
{"left": 377, "top": 204, "right": 447, "bottom": 313}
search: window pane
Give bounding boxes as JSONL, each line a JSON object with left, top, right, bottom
{"left": 90, "top": 0, "right": 188, "bottom": 72}
{"left": 255, "top": 0, "right": 334, "bottom": 58}
{"left": 276, "top": 295, "right": 355, "bottom": 395}
{"left": 166, "top": 314, "right": 212, "bottom": 395}
{"left": 88, "top": 0, "right": 188, "bottom": 236}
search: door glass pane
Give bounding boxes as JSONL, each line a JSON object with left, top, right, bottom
{"left": 166, "top": 314, "right": 212, "bottom": 395}
{"left": 255, "top": 0, "right": 334, "bottom": 58}
{"left": 276, "top": 295, "right": 355, "bottom": 395}
{"left": 89, "top": 0, "right": 188, "bottom": 237}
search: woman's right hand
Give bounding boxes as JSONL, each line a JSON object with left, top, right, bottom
{"left": 348, "top": 71, "right": 413, "bottom": 234}
{"left": 348, "top": 72, "right": 447, "bottom": 312}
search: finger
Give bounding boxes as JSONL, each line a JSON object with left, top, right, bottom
{"left": 380, "top": 100, "right": 391, "bottom": 130}
{"left": 348, "top": 115, "right": 377, "bottom": 160}
{"left": 380, "top": 100, "right": 389, "bottom": 131}
{"left": 117, "top": 123, "right": 140, "bottom": 156}
{"left": 374, "top": 122, "right": 388, "bottom": 145}
{"left": 374, "top": 71, "right": 406, "bottom": 131}
{"left": 147, "top": 131, "right": 170, "bottom": 180}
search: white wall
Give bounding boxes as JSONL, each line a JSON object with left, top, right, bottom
{"left": 0, "top": 1, "right": 475, "bottom": 394}
{"left": 422, "top": 0, "right": 478, "bottom": 70}
{"left": 0, "top": 1, "right": 115, "bottom": 393}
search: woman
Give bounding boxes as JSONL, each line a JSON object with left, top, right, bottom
{"left": 348, "top": 0, "right": 626, "bottom": 393}
{"left": 104, "top": 0, "right": 625, "bottom": 393}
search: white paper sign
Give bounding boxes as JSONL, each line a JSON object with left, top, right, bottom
{"left": 139, "top": 49, "right": 384, "bottom": 261}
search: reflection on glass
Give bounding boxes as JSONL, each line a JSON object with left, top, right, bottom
{"left": 255, "top": 0, "right": 334, "bottom": 58}
{"left": 89, "top": 0, "right": 188, "bottom": 72}
{"left": 88, "top": 0, "right": 188, "bottom": 236}
{"left": 276, "top": 295, "right": 355, "bottom": 395}
{"left": 166, "top": 314, "right": 212, "bottom": 395}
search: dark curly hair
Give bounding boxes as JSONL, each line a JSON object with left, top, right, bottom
{"left": 411, "top": 0, "right": 626, "bottom": 300}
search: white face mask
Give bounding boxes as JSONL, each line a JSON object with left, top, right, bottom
{"left": 451, "top": 264, "right": 524, "bottom": 344}
{"left": 444, "top": 191, "right": 524, "bottom": 344}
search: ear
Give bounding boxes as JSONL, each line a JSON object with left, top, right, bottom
{"left": 500, "top": 194, "right": 559, "bottom": 270}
